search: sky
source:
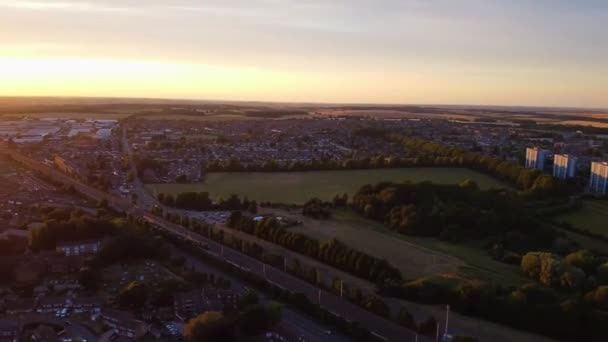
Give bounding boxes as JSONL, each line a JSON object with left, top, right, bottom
{"left": 0, "top": 0, "right": 607, "bottom": 108}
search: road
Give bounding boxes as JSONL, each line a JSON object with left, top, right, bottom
{"left": 121, "top": 127, "right": 158, "bottom": 211}
{"left": 146, "top": 214, "right": 426, "bottom": 342}
{"left": 172, "top": 247, "right": 350, "bottom": 342}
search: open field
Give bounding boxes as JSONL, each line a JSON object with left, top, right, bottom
{"left": 146, "top": 168, "right": 511, "bottom": 204}
{"left": 554, "top": 200, "right": 608, "bottom": 237}
{"left": 286, "top": 209, "right": 527, "bottom": 285}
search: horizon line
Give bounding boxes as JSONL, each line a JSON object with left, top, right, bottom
{"left": 1, "top": 95, "right": 606, "bottom": 112}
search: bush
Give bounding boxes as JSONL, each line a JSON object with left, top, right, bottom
{"left": 565, "top": 250, "right": 598, "bottom": 275}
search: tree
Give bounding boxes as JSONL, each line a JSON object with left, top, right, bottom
{"left": 247, "top": 201, "right": 258, "bottom": 214}
{"left": 586, "top": 286, "right": 608, "bottom": 310}
{"left": 521, "top": 252, "right": 585, "bottom": 290}
{"left": 565, "top": 250, "right": 598, "bottom": 275}
{"left": 397, "top": 306, "right": 415, "bottom": 329}
{"left": 118, "top": 281, "right": 148, "bottom": 309}
{"left": 184, "top": 311, "right": 236, "bottom": 342}
{"left": 363, "top": 296, "right": 390, "bottom": 318}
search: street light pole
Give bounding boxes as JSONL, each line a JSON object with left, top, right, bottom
{"left": 445, "top": 304, "right": 450, "bottom": 336}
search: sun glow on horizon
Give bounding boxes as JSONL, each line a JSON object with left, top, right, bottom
{"left": 0, "top": 57, "right": 324, "bottom": 100}
{"left": 0, "top": 0, "right": 606, "bottom": 107}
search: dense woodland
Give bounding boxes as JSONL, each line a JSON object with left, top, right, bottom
{"left": 351, "top": 180, "right": 557, "bottom": 258}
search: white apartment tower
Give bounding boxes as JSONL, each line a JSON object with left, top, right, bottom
{"left": 553, "top": 154, "right": 578, "bottom": 179}
{"left": 589, "top": 161, "right": 608, "bottom": 195}
{"left": 525, "top": 147, "right": 549, "bottom": 170}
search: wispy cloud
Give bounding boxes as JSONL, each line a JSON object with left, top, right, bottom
{"left": 0, "top": 0, "right": 132, "bottom": 12}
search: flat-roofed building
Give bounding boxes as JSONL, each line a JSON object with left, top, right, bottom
{"left": 56, "top": 239, "right": 102, "bottom": 257}
{"left": 553, "top": 154, "right": 578, "bottom": 179}
{"left": 525, "top": 147, "right": 549, "bottom": 170}
{"left": 590, "top": 161, "right": 608, "bottom": 195}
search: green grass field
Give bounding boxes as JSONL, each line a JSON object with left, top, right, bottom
{"left": 146, "top": 167, "right": 511, "bottom": 204}
{"left": 555, "top": 200, "right": 608, "bottom": 237}
{"left": 287, "top": 209, "right": 526, "bottom": 286}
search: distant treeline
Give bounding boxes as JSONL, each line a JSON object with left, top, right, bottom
{"left": 206, "top": 134, "right": 569, "bottom": 197}
{"left": 394, "top": 135, "right": 569, "bottom": 195}
{"left": 244, "top": 110, "right": 308, "bottom": 118}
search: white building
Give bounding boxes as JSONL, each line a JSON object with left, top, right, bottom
{"left": 56, "top": 239, "right": 102, "bottom": 256}
{"left": 95, "top": 128, "right": 113, "bottom": 139}
{"left": 525, "top": 147, "right": 549, "bottom": 170}
{"left": 590, "top": 161, "right": 608, "bottom": 195}
{"left": 553, "top": 154, "right": 578, "bottom": 179}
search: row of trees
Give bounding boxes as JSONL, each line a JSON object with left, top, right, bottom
{"left": 394, "top": 135, "right": 568, "bottom": 196}
{"left": 157, "top": 192, "right": 257, "bottom": 213}
{"left": 382, "top": 276, "right": 608, "bottom": 342}
{"left": 302, "top": 198, "right": 332, "bottom": 219}
{"left": 162, "top": 224, "right": 393, "bottom": 341}
{"left": 205, "top": 157, "right": 400, "bottom": 173}
{"left": 227, "top": 211, "right": 402, "bottom": 284}
{"left": 165, "top": 219, "right": 483, "bottom": 342}
{"left": 521, "top": 249, "right": 608, "bottom": 292}
{"left": 30, "top": 209, "right": 118, "bottom": 251}
{"left": 183, "top": 302, "right": 283, "bottom": 342}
